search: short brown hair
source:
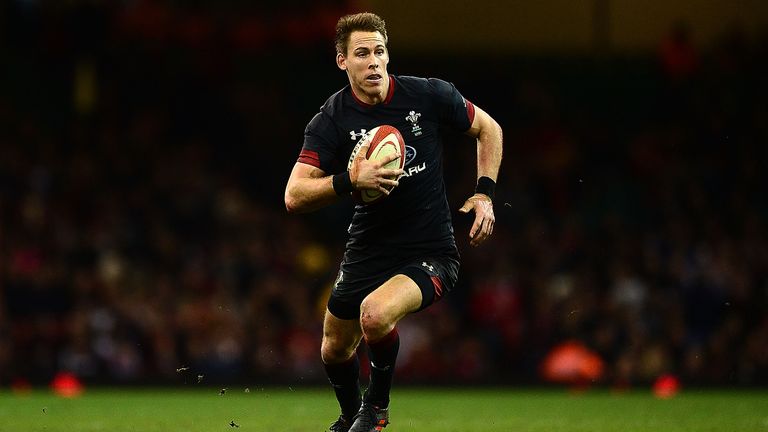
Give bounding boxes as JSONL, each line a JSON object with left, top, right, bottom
{"left": 335, "top": 12, "right": 388, "bottom": 55}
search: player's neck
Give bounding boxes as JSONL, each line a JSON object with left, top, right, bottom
{"left": 351, "top": 76, "right": 390, "bottom": 106}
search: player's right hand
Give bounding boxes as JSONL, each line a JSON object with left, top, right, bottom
{"left": 349, "top": 141, "right": 404, "bottom": 195}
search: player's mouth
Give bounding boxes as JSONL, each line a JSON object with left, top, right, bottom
{"left": 366, "top": 73, "right": 383, "bottom": 84}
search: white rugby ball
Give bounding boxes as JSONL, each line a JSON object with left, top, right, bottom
{"left": 347, "top": 125, "right": 405, "bottom": 205}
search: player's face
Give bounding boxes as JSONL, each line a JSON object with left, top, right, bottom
{"left": 337, "top": 31, "right": 389, "bottom": 105}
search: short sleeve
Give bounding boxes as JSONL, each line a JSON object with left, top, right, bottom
{"left": 298, "top": 111, "right": 341, "bottom": 173}
{"left": 427, "top": 78, "right": 476, "bottom": 132}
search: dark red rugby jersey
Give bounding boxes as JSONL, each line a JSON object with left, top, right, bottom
{"left": 297, "top": 75, "right": 475, "bottom": 270}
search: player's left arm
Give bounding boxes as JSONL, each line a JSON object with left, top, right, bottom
{"left": 459, "top": 104, "right": 503, "bottom": 247}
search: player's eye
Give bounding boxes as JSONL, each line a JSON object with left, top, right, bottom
{"left": 375, "top": 49, "right": 385, "bottom": 56}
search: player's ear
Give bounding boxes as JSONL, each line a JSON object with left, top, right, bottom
{"left": 336, "top": 52, "right": 347, "bottom": 71}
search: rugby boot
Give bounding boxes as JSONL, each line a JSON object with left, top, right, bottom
{"left": 349, "top": 403, "right": 389, "bottom": 432}
{"left": 328, "top": 415, "right": 352, "bottom": 432}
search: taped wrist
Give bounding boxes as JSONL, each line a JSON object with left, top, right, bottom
{"left": 332, "top": 171, "right": 354, "bottom": 195}
{"left": 475, "top": 176, "right": 496, "bottom": 201}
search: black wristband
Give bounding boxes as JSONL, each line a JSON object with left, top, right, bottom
{"left": 475, "top": 176, "right": 496, "bottom": 201}
{"left": 332, "top": 171, "right": 354, "bottom": 196}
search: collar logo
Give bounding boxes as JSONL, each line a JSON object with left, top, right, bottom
{"left": 406, "top": 111, "right": 422, "bottom": 136}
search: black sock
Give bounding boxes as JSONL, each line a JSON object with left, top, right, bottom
{"left": 364, "top": 328, "right": 400, "bottom": 408}
{"left": 324, "top": 355, "right": 361, "bottom": 420}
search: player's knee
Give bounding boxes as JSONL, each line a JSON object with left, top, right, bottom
{"left": 359, "top": 301, "right": 393, "bottom": 341}
{"left": 321, "top": 336, "right": 355, "bottom": 364}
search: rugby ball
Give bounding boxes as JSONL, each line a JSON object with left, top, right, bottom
{"left": 347, "top": 125, "right": 405, "bottom": 205}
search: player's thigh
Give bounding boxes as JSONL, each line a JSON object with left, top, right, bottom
{"left": 360, "top": 274, "right": 422, "bottom": 329}
{"left": 321, "top": 308, "right": 363, "bottom": 363}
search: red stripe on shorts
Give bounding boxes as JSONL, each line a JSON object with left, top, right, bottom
{"left": 431, "top": 276, "right": 444, "bottom": 301}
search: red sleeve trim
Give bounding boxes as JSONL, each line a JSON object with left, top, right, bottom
{"left": 297, "top": 149, "right": 321, "bottom": 168}
{"left": 465, "top": 99, "right": 476, "bottom": 125}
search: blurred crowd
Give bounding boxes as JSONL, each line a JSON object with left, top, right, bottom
{"left": 1, "top": 1, "right": 767, "bottom": 389}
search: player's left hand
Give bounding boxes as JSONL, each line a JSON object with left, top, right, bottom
{"left": 459, "top": 193, "right": 494, "bottom": 247}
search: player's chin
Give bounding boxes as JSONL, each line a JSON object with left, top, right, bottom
{"left": 361, "top": 78, "right": 383, "bottom": 90}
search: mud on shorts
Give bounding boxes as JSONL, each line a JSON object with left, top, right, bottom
{"left": 327, "top": 253, "right": 460, "bottom": 321}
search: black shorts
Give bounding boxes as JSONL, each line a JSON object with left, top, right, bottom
{"left": 327, "top": 253, "right": 460, "bottom": 320}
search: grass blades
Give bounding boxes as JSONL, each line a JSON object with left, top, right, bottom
{"left": 1, "top": 387, "right": 766, "bottom": 432}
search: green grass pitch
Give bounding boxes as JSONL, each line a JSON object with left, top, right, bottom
{"left": 1, "top": 387, "right": 766, "bottom": 431}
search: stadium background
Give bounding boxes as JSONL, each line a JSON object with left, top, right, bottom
{"left": 1, "top": 0, "right": 767, "bottom": 392}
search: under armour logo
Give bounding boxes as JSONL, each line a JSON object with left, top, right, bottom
{"left": 421, "top": 262, "right": 434, "bottom": 272}
{"left": 349, "top": 129, "right": 367, "bottom": 140}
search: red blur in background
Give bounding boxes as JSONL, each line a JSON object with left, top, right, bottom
{"left": 50, "top": 372, "right": 84, "bottom": 398}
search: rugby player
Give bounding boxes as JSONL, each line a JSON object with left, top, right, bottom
{"left": 284, "top": 12, "right": 503, "bottom": 432}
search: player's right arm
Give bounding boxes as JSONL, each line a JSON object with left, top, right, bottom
{"left": 284, "top": 163, "right": 337, "bottom": 214}
{"left": 284, "top": 142, "right": 403, "bottom": 214}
